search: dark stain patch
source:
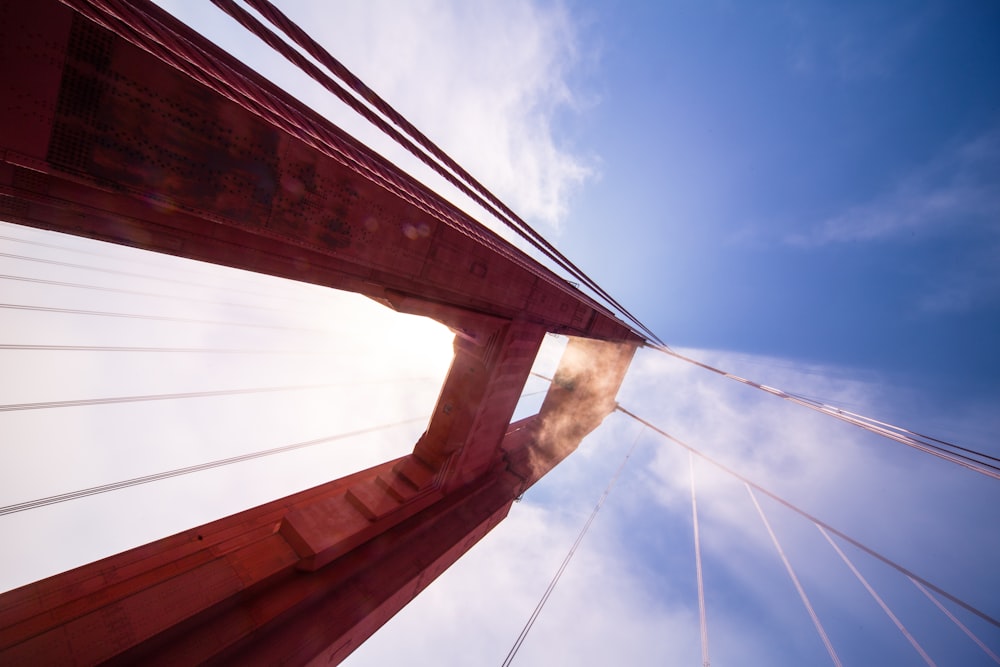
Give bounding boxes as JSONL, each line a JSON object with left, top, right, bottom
{"left": 48, "top": 15, "right": 280, "bottom": 223}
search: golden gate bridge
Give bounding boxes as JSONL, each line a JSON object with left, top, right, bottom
{"left": 0, "top": 1, "right": 997, "bottom": 664}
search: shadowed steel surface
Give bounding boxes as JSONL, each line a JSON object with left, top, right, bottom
{"left": 0, "top": 1, "right": 641, "bottom": 664}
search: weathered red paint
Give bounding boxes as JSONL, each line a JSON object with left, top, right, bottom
{"left": 0, "top": 1, "right": 641, "bottom": 664}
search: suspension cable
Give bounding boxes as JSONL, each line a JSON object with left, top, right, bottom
{"left": 615, "top": 405, "right": 1000, "bottom": 630}
{"left": 0, "top": 378, "right": 433, "bottom": 413}
{"left": 0, "top": 344, "right": 307, "bottom": 354}
{"left": 0, "top": 241, "right": 340, "bottom": 310}
{"left": 214, "top": 0, "right": 663, "bottom": 346}
{"left": 0, "top": 374, "right": 553, "bottom": 517}
{"left": 794, "top": 399, "right": 1000, "bottom": 464}
{"left": 689, "top": 452, "right": 711, "bottom": 667}
{"left": 502, "top": 425, "right": 644, "bottom": 666}
{"left": 0, "top": 228, "right": 214, "bottom": 279}
{"left": 0, "top": 302, "right": 331, "bottom": 334}
{"left": 817, "top": 526, "right": 937, "bottom": 667}
{"left": 519, "top": 389, "right": 549, "bottom": 399}
{"left": 746, "top": 484, "right": 843, "bottom": 667}
{"left": 0, "top": 250, "right": 283, "bottom": 301}
{"left": 652, "top": 346, "right": 1000, "bottom": 480}
{"left": 0, "top": 226, "right": 309, "bottom": 287}
{"left": 0, "top": 273, "right": 294, "bottom": 314}
{"left": 0, "top": 229, "right": 140, "bottom": 263}
{"left": 909, "top": 578, "right": 1000, "bottom": 664}
{"left": 0, "top": 416, "right": 427, "bottom": 516}
{"left": 61, "top": 0, "right": 658, "bottom": 347}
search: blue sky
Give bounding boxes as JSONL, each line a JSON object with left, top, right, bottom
{"left": 1, "top": 0, "right": 999, "bottom": 665}
{"left": 554, "top": 1, "right": 1000, "bottom": 398}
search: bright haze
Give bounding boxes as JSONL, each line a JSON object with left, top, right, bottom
{"left": 1, "top": 1, "right": 998, "bottom": 665}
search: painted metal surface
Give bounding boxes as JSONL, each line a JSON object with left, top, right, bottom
{"left": 0, "top": 1, "right": 641, "bottom": 663}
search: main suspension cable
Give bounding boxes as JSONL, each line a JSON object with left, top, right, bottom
{"left": 792, "top": 398, "right": 1000, "bottom": 464}
{"left": 615, "top": 405, "right": 1000, "bottom": 630}
{"left": 652, "top": 346, "right": 1000, "bottom": 480}
{"left": 208, "top": 0, "right": 663, "bottom": 346}
{"left": 65, "top": 0, "right": 621, "bottom": 342}
{"left": 501, "top": 424, "right": 644, "bottom": 666}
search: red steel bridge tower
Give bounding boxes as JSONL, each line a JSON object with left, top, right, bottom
{"left": 0, "top": 0, "right": 642, "bottom": 663}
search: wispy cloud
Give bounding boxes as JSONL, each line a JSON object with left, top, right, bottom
{"left": 784, "top": 3, "right": 935, "bottom": 81}
{"left": 624, "top": 346, "right": 1000, "bottom": 607}
{"left": 346, "top": 346, "right": 1000, "bottom": 665}
{"left": 346, "top": 500, "right": 701, "bottom": 665}
{"left": 916, "top": 240, "right": 1000, "bottom": 314}
{"left": 210, "top": 0, "right": 597, "bottom": 232}
{"left": 789, "top": 128, "right": 1000, "bottom": 247}
{"left": 782, "top": 127, "right": 1000, "bottom": 314}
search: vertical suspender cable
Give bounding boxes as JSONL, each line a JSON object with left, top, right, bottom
{"left": 616, "top": 406, "right": 1000, "bottom": 635}
{"left": 816, "top": 526, "right": 937, "bottom": 667}
{"left": 909, "top": 578, "right": 1000, "bottom": 664}
{"left": 616, "top": 406, "right": 1000, "bottom": 631}
{"left": 745, "top": 484, "right": 843, "bottom": 667}
{"left": 689, "top": 452, "right": 710, "bottom": 667}
{"left": 501, "top": 426, "right": 644, "bottom": 666}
